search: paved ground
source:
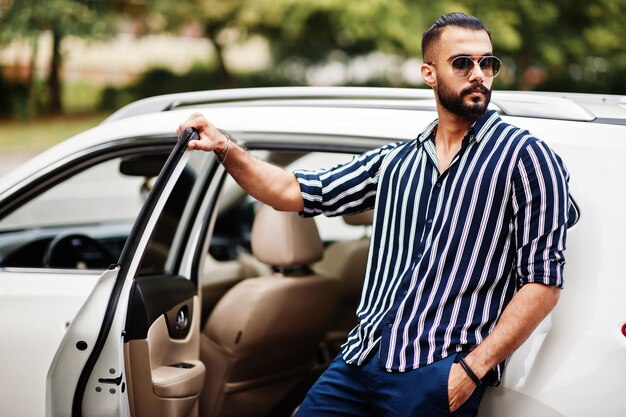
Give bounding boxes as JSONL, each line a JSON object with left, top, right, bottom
{"left": 0, "top": 150, "right": 38, "bottom": 178}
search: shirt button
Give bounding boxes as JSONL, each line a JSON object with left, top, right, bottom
{"left": 403, "top": 290, "right": 408, "bottom": 295}
{"left": 387, "top": 323, "right": 393, "bottom": 329}
{"left": 417, "top": 254, "right": 422, "bottom": 258}
{"left": 427, "top": 219, "right": 433, "bottom": 224}
{"left": 436, "top": 183, "right": 442, "bottom": 188}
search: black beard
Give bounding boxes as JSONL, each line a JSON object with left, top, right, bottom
{"left": 437, "top": 82, "right": 491, "bottom": 120}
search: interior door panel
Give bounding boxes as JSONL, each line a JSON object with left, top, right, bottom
{"left": 123, "top": 275, "right": 204, "bottom": 417}
{"left": 125, "top": 294, "right": 204, "bottom": 417}
{"left": 125, "top": 275, "right": 197, "bottom": 340}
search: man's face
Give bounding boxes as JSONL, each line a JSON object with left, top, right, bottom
{"left": 428, "top": 27, "right": 494, "bottom": 120}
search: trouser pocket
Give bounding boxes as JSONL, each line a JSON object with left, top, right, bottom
{"left": 438, "top": 354, "right": 459, "bottom": 415}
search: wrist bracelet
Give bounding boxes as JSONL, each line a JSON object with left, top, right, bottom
{"left": 458, "top": 357, "right": 482, "bottom": 387}
{"left": 215, "top": 134, "right": 231, "bottom": 165}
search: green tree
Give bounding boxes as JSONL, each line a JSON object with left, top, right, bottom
{"left": 77, "top": 0, "right": 626, "bottom": 96}
{"left": 150, "top": 0, "right": 461, "bottom": 87}
{"left": 150, "top": 0, "right": 277, "bottom": 87}
{"left": 259, "top": 0, "right": 626, "bottom": 92}
{"left": 460, "top": 0, "right": 626, "bottom": 92}
{"left": 0, "top": 0, "right": 116, "bottom": 113}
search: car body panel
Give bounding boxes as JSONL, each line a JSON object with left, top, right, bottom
{"left": 46, "top": 267, "right": 126, "bottom": 417}
{"left": 0, "top": 271, "right": 99, "bottom": 417}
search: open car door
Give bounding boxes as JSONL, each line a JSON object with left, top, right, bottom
{"left": 47, "top": 129, "right": 222, "bottom": 417}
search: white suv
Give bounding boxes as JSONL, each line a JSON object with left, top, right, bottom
{"left": 0, "top": 87, "right": 624, "bottom": 417}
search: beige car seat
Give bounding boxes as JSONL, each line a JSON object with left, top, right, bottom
{"left": 313, "top": 210, "right": 373, "bottom": 355}
{"left": 199, "top": 205, "right": 338, "bottom": 417}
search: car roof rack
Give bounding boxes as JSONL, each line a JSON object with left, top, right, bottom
{"left": 102, "top": 86, "right": 599, "bottom": 124}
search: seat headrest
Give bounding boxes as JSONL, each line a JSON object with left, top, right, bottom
{"left": 251, "top": 205, "right": 324, "bottom": 267}
{"left": 343, "top": 210, "right": 374, "bottom": 226}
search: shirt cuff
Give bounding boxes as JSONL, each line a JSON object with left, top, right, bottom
{"left": 294, "top": 170, "right": 324, "bottom": 218}
{"left": 517, "top": 258, "right": 565, "bottom": 289}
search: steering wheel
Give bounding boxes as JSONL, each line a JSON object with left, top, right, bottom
{"left": 43, "top": 233, "right": 117, "bottom": 269}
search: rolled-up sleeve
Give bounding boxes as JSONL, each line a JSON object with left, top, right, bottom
{"left": 511, "top": 139, "right": 571, "bottom": 289}
{"left": 294, "top": 142, "right": 399, "bottom": 217}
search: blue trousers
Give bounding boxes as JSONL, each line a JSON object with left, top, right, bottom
{"left": 294, "top": 350, "right": 485, "bottom": 417}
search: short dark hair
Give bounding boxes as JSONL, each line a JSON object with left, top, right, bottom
{"left": 422, "top": 12, "right": 491, "bottom": 61}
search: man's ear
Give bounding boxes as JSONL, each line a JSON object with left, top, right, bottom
{"left": 421, "top": 63, "right": 436, "bottom": 88}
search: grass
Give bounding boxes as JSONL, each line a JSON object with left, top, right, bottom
{"left": 0, "top": 80, "right": 110, "bottom": 152}
{"left": 0, "top": 80, "right": 116, "bottom": 154}
{"left": 62, "top": 81, "right": 105, "bottom": 114}
{"left": 0, "top": 112, "right": 109, "bottom": 151}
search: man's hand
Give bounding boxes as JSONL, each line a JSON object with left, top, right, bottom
{"left": 176, "top": 112, "right": 229, "bottom": 153}
{"left": 448, "top": 363, "right": 476, "bottom": 412}
{"left": 446, "top": 283, "right": 560, "bottom": 413}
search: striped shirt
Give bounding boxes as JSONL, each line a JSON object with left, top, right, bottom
{"left": 294, "top": 110, "right": 572, "bottom": 378}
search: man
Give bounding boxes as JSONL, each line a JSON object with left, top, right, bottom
{"left": 178, "top": 12, "right": 571, "bottom": 417}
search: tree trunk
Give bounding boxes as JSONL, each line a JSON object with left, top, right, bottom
{"left": 207, "top": 27, "right": 234, "bottom": 88}
{"left": 47, "top": 28, "right": 62, "bottom": 113}
{"left": 27, "top": 35, "right": 39, "bottom": 115}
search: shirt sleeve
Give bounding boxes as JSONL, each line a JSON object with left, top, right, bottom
{"left": 511, "top": 139, "right": 571, "bottom": 289}
{"left": 294, "top": 142, "right": 400, "bottom": 217}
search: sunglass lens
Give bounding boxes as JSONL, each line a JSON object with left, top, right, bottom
{"left": 480, "top": 57, "right": 501, "bottom": 77}
{"left": 451, "top": 57, "right": 474, "bottom": 76}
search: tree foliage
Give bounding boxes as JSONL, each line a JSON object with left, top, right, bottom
{"left": 0, "top": 0, "right": 112, "bottom": 42}
{"left": 147, "top": 0, "right": 626, "bottom": 93}
{"left": 0, "top": 0, "right": 117, "bottom": 113}
{"left": 2, "top": 0, "right": 625, "bottom": 117}
{"left": 462, "top": 0, "right": 626, "bottom": 91}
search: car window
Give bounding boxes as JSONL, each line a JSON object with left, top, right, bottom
{"left": 0, "top": 158, "right": 146, "bottom": 231}
{"left": 0, "top": 154, "right": 163, "bottom": 270}
{"left": 208, "top": 150, "right": 367, "bottom": 263}
{"left": 137, "top": 150, "right": 214, "bottom": 276}
{"left": 285, "top": 152, "right": 367, "bottom": 242}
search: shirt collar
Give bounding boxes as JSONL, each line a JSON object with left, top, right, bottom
{"left": 416, "top": 119, "right": 438, "bottom": 146}
{"left": 415, "top": 109, "right": 500, "bottom": 148}
{"left": 471, "top": 109, "right": 500, "bottom": 142}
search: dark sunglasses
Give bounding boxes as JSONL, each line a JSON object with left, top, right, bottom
{"left": 427, "top": 55, "right": 502, "bottom": 78}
